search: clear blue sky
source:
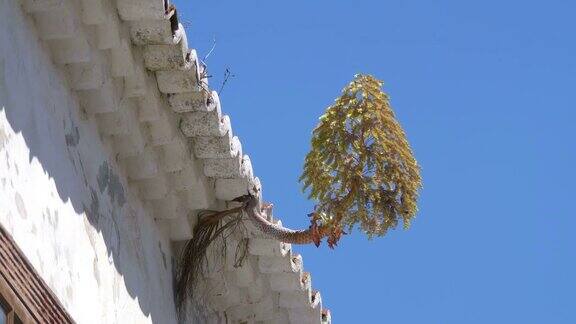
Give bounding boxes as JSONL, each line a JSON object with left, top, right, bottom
{"left": 174, "top": 1, "right": 575, "bottom": 322}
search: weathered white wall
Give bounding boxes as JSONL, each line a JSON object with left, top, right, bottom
{"left": 0, "top": 0, "right": 179, "bottom": 322}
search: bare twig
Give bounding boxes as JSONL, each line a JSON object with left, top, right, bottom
{"left": 179, "top": 17, "right": 193, "bottom": 29}
{"left": 203, "top": 37, "right": 217, "bottom": 61}
{"left": 218, "top": 67, "right": 235, "bottom": 95}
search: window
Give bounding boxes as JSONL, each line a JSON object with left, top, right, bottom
{"left": 0, "top": 225, "right": 73, "bottom": 323}
{"left": 1, "top": 302, "right": 6, "bottom": 324}
{"left": 0, "top": 283, "right": 27, "bottom": 324}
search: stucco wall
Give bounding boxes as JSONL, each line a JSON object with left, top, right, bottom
{"left": 0, "top": 0, "right": 179, "bottom": 322}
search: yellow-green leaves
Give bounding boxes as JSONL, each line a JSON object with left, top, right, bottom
{"left": 300, "top": 74, "right": 422, "bottom": 246}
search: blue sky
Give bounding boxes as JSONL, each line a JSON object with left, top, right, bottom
{"left": 174, "top": 1, "right": 575, "bottom": 322}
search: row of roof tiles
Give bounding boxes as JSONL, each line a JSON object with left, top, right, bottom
{"left": 18, "top": 0, "right": 331, "bottom": 322}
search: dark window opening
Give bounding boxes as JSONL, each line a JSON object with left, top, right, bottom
{"left": 1, "top": 302, "right": 7, "bottom": 324}
{"left": 0, "top": 224, "right": 74, "bottom": 323}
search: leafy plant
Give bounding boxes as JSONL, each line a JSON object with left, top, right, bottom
{"left": 300, "top": 74, "right": 422, "bottom": 247}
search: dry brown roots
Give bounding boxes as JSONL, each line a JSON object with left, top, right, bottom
{"left": 174, "top": 195, "right": 329, "bottom": 314}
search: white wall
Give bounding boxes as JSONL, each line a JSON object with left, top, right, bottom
{"left": 0, "top": 0, "right": 180, "bottom": 322}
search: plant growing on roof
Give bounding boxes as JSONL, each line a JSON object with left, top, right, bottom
{"left": 176, "top": 74, "right": 422, "bottom": 311}
{"left": 240, "top": 74, "right": 422, "bottom": 247}
{"left": 299, "top": 74, "right": 422, "bottom": 246}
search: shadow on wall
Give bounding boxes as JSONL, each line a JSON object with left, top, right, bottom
{"left": 0, "top": 5, "right": 177, "bottom": 322}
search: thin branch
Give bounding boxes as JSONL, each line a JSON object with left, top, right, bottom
{"left": 203, "top": 37, "right": 217, "bottom": 61}
{"left": 218, "top": 67, "right": 235, "bottom": 95}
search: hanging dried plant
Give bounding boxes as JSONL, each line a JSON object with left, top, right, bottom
{"left": 174, "top": 207, "right": 246, "bottom": 314}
